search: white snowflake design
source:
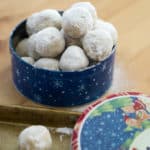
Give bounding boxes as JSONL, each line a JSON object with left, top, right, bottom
{"left": 38, "top": 87, "right": 42, "bottom": 91}
{"left": 23, "top": 78, "right": 26, "bottom": 82}
{"left": 79, "top": 80, "right": 83, "bottom": 83}
{"left": 26, "top": 76, "right": 30, "bottom": 80}
{"left": 78, "top": 84, "right": 86, "bottom": 92}
{"left": 53, "top": 80, "right": 64, "bottom": 88}
{"left": 108, "top": 66, "right": 113, "bottom": 74}
{"left": 95, "top": 82, "right": 99, "bottom": 86}
{"left": 16, "top": 69, "right": 20, "bottom": 77}
{"left": 102, "top": 82, "right": 105, "bottom": 86}
{"left": 61, "top": 91, "right": 65, "bottom": 94}
{"left": 102, "top": 63, "right": 107, "bottom": 72}
{"left": 60, "top": 74, "right": 64, "bottom": 77}
{"left": 25, "top": 66, "right": 29, "bottom": 70}
{"left": 93, "top": 78, "right": 96, "bottom": 82}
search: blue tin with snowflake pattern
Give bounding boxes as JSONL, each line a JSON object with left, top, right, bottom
{"left": 72, "top": 92, "right": 150, "bottom": 150}
{"left": 9, "top": 19, "right": 116, "bottom": 107}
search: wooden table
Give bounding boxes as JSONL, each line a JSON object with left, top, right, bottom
{"left": 0, "top": 0, "right": 150, "bottom": 110}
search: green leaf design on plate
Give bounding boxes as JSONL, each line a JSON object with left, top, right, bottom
{"left": 124, "top": 126, "right": 134, "bottom": 132}
{"left": 142, "top": 120, "right": 150, "bottom": 128}
{"left": 89, "top": 97, "right": 133, "bottom": 118}
{"left": 122, "top": 131, "right": 141, "bottom": 148}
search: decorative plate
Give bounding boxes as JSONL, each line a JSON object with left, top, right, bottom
{"left": 72, "top": 92, "right": 150, "bottom": 150}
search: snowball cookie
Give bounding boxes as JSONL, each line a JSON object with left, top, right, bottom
{"left": 21, "top": 57, "right": 34, "bottom": 65}
{"left": 71, "top": 2, "right": 97, "bottom": 21}
{"left": 94, "top": 19, "right": 104, "bottom": 29}
{"left": 18, "top": 125, "right": 52, "bottom": 150}
{"left": 26, "top": 9, "right": 62, "bottom": 35}
{"left": 16, "top": 38, "right": 40, "bottom": 59}
{"left": 94, "top": 20, "right": 118, "bottom": 45}
{"left": 60, "top": 29, "right": 81, "bottom": 47}
{"left": 16, "top": 38, "right": 29, "bottom": 56}
{"left": 34, "top": 58, "right": 59, "bottom": 71}
{"left": 82, "top": 29, "right": 113, "bottom": 61}
{"left": 59, "top": 45, "right": 89, "bottom": 71}
{"left": 26, "top": 35, "right": 40, "bottom": 60}
{"left": 32, "top": 27, "right": 65, "bottom": 57}
{"left": 62, "top": 7, "right": 94, "bottom": 38}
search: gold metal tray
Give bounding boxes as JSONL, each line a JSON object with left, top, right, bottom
{"left": 0, "top": 105, "right": 81, "bottom": 150}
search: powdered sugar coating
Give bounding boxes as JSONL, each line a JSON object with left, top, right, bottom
{"left": 16, "top": 38, "right": 29, "bottom": 56}
{"left": 27, "top": 35, "right": 40, "bottom": 59}
{"left": 60, "top": 29, "right": 82, "bottom": 47}
{"left": 62, "top": 7, "right": 94, "bottom": 38}
{"left": 71, "top": 2, "right": 97, "bottom": 21}
{"left": 34, "top": 58, "right": 59, "bottom": 71}
{"left": 16, "top": 38, "right": 40, "bottom": 59}
{"left": 21, "top": 57, "right": 35, "bottom": 65}
{"left": 26, "top": 9, "right": 62, "bottom": 35}
{"left": 94, "top": 20, "right": 118, "bottom": 45}
{"left": 32, "top": 27, "right": 65, "bottom": 57}
{"left": 18, "top": 125, "right": 52, "bottom": 150}
{"left": 82, "top": 29, "right": 113, "bottom": 61}
{"left": 59, "top": 45, "right": 89, "bottom": 71}
{"left": 94, "top": 19, "right": 104, "bottom": 29}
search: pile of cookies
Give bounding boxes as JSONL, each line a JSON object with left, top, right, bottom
{"left": 16, "top": 2, "right": 118, "bottom": 71}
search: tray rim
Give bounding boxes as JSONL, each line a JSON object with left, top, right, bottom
{"left": 0, "top": 104, "right": 81, "bottom": 128}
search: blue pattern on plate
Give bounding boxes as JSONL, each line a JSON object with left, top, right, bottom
{"left": 79, "top": 96, "right": 150, "bottom": 150}
{"left": 81, "top": 109, "right": 140, "bottom": 150}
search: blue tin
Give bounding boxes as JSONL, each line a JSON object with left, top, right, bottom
{"left": 72, "top": 92, "right": 150, "bottom": 150}
{"left": 9, "top": 19, "right": 116, "bottom": 107}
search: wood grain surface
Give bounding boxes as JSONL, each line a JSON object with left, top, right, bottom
{"left": 0, "top": 0, "right": 150, "bottom": 110}
{"left": 0, "top": 105, "right": 78, "bottom": 149}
